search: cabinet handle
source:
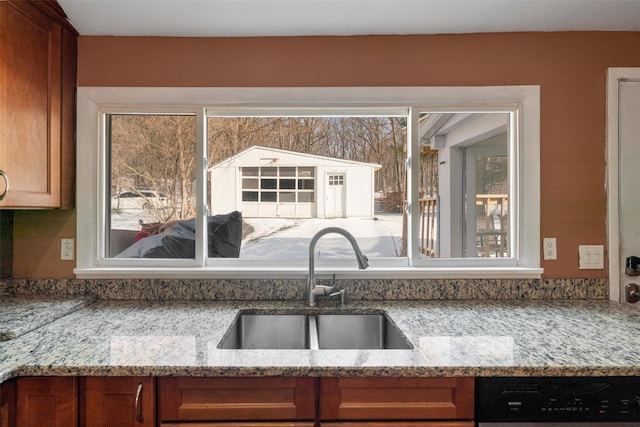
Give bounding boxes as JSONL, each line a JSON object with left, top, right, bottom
{"left": 135, "top": 382, "right": 144, "bottom": 423}
{"left": 0, "top": 170, "right": 8, "bottom": 201}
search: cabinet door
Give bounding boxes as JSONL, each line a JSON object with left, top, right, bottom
{"left": 0, "top": 0, "right": 62, "bottom": 208}
{"left": 158, "top": 377, "right": 316, "bottom": 422}
{"left": 161, "top": 423, "right": 315, "bottom": 427}
{"left": 1, "top": 379, "right": 16, "bottom": 427}
{"left": 82, "top": 377, "right": 154, "bottom": 427}
{"left": 319, "top": 377, "right": 474, "bottom": 421}
{"left": 16, "top": 377, "right": 77, "bottom": 427}
{"left": 321, "top": 423, "right": 474, "bottom": 427}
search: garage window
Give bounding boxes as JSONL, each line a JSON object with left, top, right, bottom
{"left": 240, "top": 166, "right": 315, "bottom": 204}
{"left": 75, "top": 86, "right": 540, "bottom": 278}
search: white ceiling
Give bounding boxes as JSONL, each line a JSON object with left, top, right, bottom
{"left": 58, "top": 0, "right": 640, "bottom": 37}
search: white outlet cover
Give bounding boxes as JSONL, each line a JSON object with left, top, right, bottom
{"left": 543, "top": 237, "right": 557, "bottom": 260}
{"left": 61, "top": 238, "right": 75, "bottom": 261}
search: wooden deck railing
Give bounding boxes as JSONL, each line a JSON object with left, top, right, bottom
{"left": 476, "top": 194, "right": 508, "bottom": 257}
{"left": 419, "top": 197, "right": 438, "bottom": 257}
{"left": 419, "top": 194, "right": 508, "bottom": 257}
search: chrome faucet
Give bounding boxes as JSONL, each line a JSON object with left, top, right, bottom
{"left": 307, "top": 227, "right": 369, "bottom": 306}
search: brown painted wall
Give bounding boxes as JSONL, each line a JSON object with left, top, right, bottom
{"left": 13, "top": 32, "right": 640, "bottom": 278}
{"left": 14, "top": 210, "right": 76, "bottom": 278}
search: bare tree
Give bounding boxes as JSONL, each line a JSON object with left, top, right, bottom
{"left": 111, "top": 114, "right": 196, "bottom": 221}
{"left": 112, "top": 114, "right": 419, "bottom": 223}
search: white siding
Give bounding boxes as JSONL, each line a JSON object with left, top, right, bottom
{"left": 210, "top": 165, "right": 237, "bottom": 214}
{"left": 209, "top": 146, "right": 378, "bottom": 218}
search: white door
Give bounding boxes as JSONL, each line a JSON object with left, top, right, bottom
{"left": 608, "top": 69, "right": 640, "bottom": 303}
{"left": 325, "top": 173, "right": 345, "bottom": 218}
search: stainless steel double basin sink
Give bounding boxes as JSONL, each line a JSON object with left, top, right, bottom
{"left": 218, "top": 310, "right": 412, "bottom": 350}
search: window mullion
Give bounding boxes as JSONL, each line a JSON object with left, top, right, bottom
{"left": 510, "top": 109, "right": 520, "bottom": 262}
{"left": 408, "top": 107, "right": 421, "bottom": 265}
{"left": 196, "top": 108, "right": 207, "bottom": 265}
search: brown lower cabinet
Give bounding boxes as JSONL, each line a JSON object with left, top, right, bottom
{"left": 157, "top": 377, "right": 473, "bottom": 426}
{"left": 81, "top": 376, "right": 154, "bottom": 427}
{"left": 161, "top": 424, "right": 315, "bottom": 427}
{"left": 2, "top": 375, "right": 474, "bottom": 426}
{"left": 159, "top": 424, "right": 473, "bottom": 427}
{"left": 319, "top": 377, "right": 474, "bottom": 421}
{"left": 6, "top": 376, "right": 153, "bottom": 427}
{"left": 158, "top": 377, "right": 316, "bottom": 423}
{"left": 321, "top": 423, "right": 473, "bottom": 426}
{"left": 1, "top": 379, "right": 16, "bottom": 427}
{"left": 15, "top": 377, "right": 77, "bottom": 427}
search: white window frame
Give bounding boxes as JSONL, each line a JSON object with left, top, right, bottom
{"left": 75, "top": 86, "right": 541, "bottom": 279}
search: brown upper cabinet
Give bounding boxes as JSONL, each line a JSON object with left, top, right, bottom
{"left": 0, "top": 0, "right": 76, "bottom": 209}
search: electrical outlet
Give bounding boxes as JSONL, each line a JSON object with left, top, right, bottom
{"left": 543, "top": 237, "right": 557, "bottom": 260}
{"left": 61, "top": 238, "right": 74, "bottom": 261}
{"left": 579, "top": 245, "right": 604, "bottom": 269}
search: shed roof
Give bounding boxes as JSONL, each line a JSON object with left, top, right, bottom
{"left": 209, "top": 145, "right": 382, "bottom": 170}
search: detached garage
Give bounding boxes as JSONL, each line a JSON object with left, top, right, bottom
{"left": 209, "top": 146, "right": 381, "bottom": 218}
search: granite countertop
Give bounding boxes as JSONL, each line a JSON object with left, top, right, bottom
{"left": 2, "top": 298, "right": 640, "bottom": 382}
{"left": 0, "top": 294, "right": 95, "bottom": 341}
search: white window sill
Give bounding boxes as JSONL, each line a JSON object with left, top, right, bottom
{"left": 74, "top": 266, "right": 543, "bottom": 280}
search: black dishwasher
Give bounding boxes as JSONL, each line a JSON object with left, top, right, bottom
{"left": 476, "top": 376, "right": 640, "bottom": 426}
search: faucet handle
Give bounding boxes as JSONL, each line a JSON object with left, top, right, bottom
{"left": 311, "top": 273, "right": 337, "bottom": 296}
{"left": 329, "top": 288, "right": 346, "bottom": 307}
{"left": 312, "top": 284, "right": 335, "bottom": 295}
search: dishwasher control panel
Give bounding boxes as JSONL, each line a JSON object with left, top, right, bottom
{"left": 476, "top": 376, "right": 640, "bottom": 422}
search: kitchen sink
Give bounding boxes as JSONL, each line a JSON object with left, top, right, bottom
{"left": 218, "top": 311, "right": 412, "bottom": 350}
{"left": 217, "top": 313, "right": 309, "bottom": 349}
{"left": 315, "top": 314, "right": 411, "bottom": 350}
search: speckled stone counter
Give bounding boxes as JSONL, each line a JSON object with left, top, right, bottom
{"left": 2, "top": 299, "right": 640, "bottom": 382}
{"left": 4, "top": 277, "right": 609, "bottom": 300}
{"left": 0, "top": 294, "right": 95, "bottom": 341}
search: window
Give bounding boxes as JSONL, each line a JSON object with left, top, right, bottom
{"left": 329, "top": 175, "right": 344, "bottom": 186}
{"left": 108, "top": 114, "right": 196, "bottom": 258}
{"left": 418, "top": 112, "right": 511, "bottom": 260}
{"left": 76, "top": 87, "right": 540, "bottom": 278}
{"left": 240, "top": 166, "right": 315, "bottom": 203}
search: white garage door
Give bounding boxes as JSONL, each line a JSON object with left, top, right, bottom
{"left": 240, "top": 166, "right": 316, "bottom": 218}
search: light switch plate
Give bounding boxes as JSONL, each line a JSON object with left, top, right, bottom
{"left": 579, "top": 245, "right": 604, "bottom": 269}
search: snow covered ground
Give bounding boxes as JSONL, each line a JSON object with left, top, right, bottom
{"left": 241, "top": 214, "right": 404, "bottom": 258}
{"left": 110, "top": 210, "right": 159, "bottom": 230}
{"left": 111, "top": 210, "right": 404, "bottom": 259}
